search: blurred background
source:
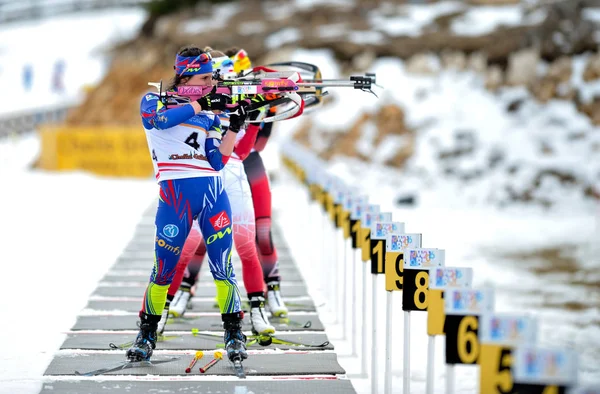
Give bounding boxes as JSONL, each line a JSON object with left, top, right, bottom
{"left": 0, "top": 0, "right": 598, "bottom": 392}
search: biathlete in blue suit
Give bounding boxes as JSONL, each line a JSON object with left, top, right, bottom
{"left": 127, "top": 46, "right": 250, "bottom": 364}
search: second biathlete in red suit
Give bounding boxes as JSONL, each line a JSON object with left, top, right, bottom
{"left": 243, "top": 120, "right": 288, "bottom": 317}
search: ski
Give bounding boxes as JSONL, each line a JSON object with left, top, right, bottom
{"left": 270, "top": 317, "right": 313, "bottom": 329}
{"left": 214, "top": 300, "right": 321, "bottom": 311}
{"left": 166, "top": 315, "right": 199, "bottom": 323}
{"left": 74, "top": 357, "right": 180, "bottom": 376}
{"left": 108, "top": 334, "right": 177, "bottom": 350}
{"left": 232, "top": 359, "right": 246, "bottom": 379}
{"left": 258, "top": 335, "right": 330, "bottom": 348}
{"left": 191, "top": 331, "right": 326, "bottom": 348}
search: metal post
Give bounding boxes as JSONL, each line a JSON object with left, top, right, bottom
{"left": 371, "top": 274, "right": 378, "bottom": 394}
{"left": 341, "top": 235, "right": 348, "bottom": 340}
{"left": 404, "top": 311, "right": 411, "bottom": 393}
{"left": 426, "top": 336, "right": 435, "bottom": 394}
{"left": 446, "top": 365, "right": 455, "bottom": 394}
{"left": 351, "top": 247, "right": 358, "bottom": 356}
{"left": 384, "top": 291, "right": 393, "bottom": 394}
{"left": 361, "top": 261, "right": 368, "bottom": 376}
{"left": 321, "top": 206, "right": 329, "bottom": 298}
{"left": 332, "top": 222, "right": 339, "bottom": 325}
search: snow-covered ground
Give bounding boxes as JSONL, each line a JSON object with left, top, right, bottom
{"left": 0, "top": 7, "right": 147, "bottom": 117}
{"left": 0, "top": 135, "right": 157, "bottom": 394}
{"left": 0, "top": 7, "right": 153, "bottom": 394}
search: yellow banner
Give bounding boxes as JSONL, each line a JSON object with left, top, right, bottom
{"left": 38, "top": 127, "right": 154, "bottom": 178}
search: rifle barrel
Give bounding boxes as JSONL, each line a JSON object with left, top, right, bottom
{"left": 298, "top": 81, "right": 359, "bottom": 87}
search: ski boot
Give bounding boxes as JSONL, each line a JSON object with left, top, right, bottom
{"left": 126, "top": 312, "right": 160, "bottom": 361}
{"left": 223, "top": 312, "right": 248, "bottom": 363}
{"left": 156, "top": 306, "right": 170, "bottom": 335}
{"left": 248, "top": 293, "right": 276, "bottom": 336}
{"left": 170, "top": 286, "right": 193, "bottom": 317}
{"left": 266, "top": 281, "right": 288, "bottom": 317}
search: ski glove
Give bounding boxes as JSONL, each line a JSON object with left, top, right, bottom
{"left": 196, "top": 89, "right": 230, "bottom": 111}
{"left": 228, "top": 100, "right": 251, "bottom": 133}
{"left": 248, "top": 95, "right": 269, "bottom": 122}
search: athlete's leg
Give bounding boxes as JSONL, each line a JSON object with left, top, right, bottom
{"left": 197, "top": 176, "right": 242, "bottom": 315}
{"left": 225, "top": 160, "right": 274, "bottom": 335}
{"left": 197, "top": 176, "right": 246, "bottom": 360}
{"left": 243, "top": 151, "right": 280, "bottom": 283}
{"left": 185, "top": 238, "right": 206, "bottom": 288}
{"left": 223, "top": 161, "right": 265, "bottom": 295}
{"left": 128, "top": 178, "right": 199, "bottom": 360}
{"left": 142, "top": 179, "right": 197, "bottom": 316}
{"left": 167, "top": 226, "right": 206, "bottom": 319}
{"left": 162, "top": 222, "right": 203, "bottom": 321}
{"left": 243, "top": 152, "right": 288, "bottom": 317}
{"left": 168, "top": 221, "right": 202, "bottom": 299}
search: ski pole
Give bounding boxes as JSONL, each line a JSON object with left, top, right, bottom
{"left": 185, "top": 351, "right": 204, "bottom": 373}
{"left": 200, "top": 351, "right": 224, "bottom": 373}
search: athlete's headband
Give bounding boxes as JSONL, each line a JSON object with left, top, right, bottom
{"left": 174, "top": 52, "right": 213, "bottom": 76}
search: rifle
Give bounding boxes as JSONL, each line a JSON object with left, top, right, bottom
{"left": 147, "top": 64, "right": 378, "bottom": 123}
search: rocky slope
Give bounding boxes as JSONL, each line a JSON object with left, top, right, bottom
{"left": 66, "top": 0, "right": 600, "bottom": 126}
{"left": 63, "top": 0, "right": 600, "bottom": 206}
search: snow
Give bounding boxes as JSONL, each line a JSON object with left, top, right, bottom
{"left": 363, "top": 2, "right": 546, "bottom": 38}
{"left": 179, "top": 3, "right": 238, "bottom": 35}
{"left": 583, "top": 7, "right": 600, "bottom": 23}
{"left": 0, "top": 135, "right": 157, "bottom": 394}
{"left": 262, "top": 1, "right": 296, "bottom": 21}
{"left": 316, "top": 23, "right": 347, "bottom": 39}
{"left": 450, "top": 5, "right": 542, "bottom": 36}
{"left": 348, "top": 30, "right": 385, "bottom": 45}
{"left": 373, "top": 135, "right": 411, "bottom": 165}
{"left": 281, "top": 49, "right": 600, "bottom": 209}
{"left": 294, "top": 0, "right": 352, "bottom": 10}
{"left": 368, "top": 1, "right": 465, "bottom": 37}
{"left": 0, "top": 8, "right": 147, "bottom": 117}
{"left": 265, "top": 28, "right": 303, "bottom": 50}
{"left": 0, "top": 8, "right": 155, "bottom": 393}
{"left": 571, "top": 54, "right": 600, "bottom": 104}
{"left": 355, "top": 121, "right": 378, "bottom": 158}
{"left": 238, "top": 21, "right": 267, "bottom": 36}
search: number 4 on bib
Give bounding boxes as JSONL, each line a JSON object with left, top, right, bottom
{"left": 185, "top": 132, "right": 200, "bottom": 150}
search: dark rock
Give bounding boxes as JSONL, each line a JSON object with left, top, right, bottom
{"left": 507, "top": 98, "right": 524, "bottom": 112}
{"left": 396, "top": 194, "right": 417, "bottom": 206}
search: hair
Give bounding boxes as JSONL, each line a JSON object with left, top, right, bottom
{"left": 203, "top": 46, "right": 225, "bottom": 58}
{"left": 224, "top": 47, "right": 240, "bottom": 58}
{"left": 168, "top": 45, "right": 206, "bottom": 90}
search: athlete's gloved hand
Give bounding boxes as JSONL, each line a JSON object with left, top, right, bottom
{"left": 228, "top": 100, "right": 251, "bottom": 133}
{"left": 248, "top": 95, "right": 268, "bottom": 122}
{"left": 196, "top": 88, "right": 231, "bottom": 111}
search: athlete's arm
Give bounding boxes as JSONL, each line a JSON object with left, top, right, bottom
{"left": 140, "top": 93, "right": 197, "bottom": 130}
{"left": 205, "top": 115, "right": 230, "bottom": 170}
{"left": 254, "top": 121, "right": 273, "bottom": 152}
{"left": 234, "top": 123, "right": 260, "bottom": 160}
